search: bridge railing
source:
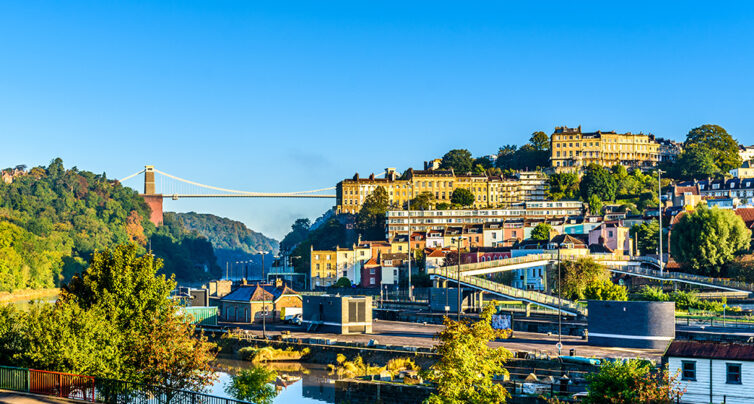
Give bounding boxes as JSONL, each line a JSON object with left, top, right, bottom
{"left": 457, "top": 252, "right": 646, "bottom": 274}
{"left": 0, "top": 365, "right": 251, "bottom": 404}
{"left": 427, "top": 267, "right": 585, "bottom": 315}
{"left": 613, "top": 265, "right": 754, "bottom": 292}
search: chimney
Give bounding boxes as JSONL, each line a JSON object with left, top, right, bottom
{"left": 275, "top": 278, "right": 283, "bottom": 288}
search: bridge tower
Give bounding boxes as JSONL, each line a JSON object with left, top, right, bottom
{"left": 144, "top": 165, "right": 156, "bottom": 195}
{"left": 140, "top": 165, "right": 163, "bottom": 226}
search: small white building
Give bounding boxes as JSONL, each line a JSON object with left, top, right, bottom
{"left": 665, "top": 340, "right": 754, "bottom": 404}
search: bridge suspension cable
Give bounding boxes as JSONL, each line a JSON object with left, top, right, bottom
{"left": 152, "top": 168, "right": 335, "bottom": 196}
{"left": 118, "top": 169, "right": 146, "bottom": 182}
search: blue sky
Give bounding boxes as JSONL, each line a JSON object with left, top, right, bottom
{"left": 1, "top": 1, "right": 753, "bottom": 239}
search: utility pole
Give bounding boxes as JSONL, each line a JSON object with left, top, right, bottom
{"left": 557, "top": 245, "right": 562, "bottom": 355}
{"left": 407, "top": 194, "right": 413, "bottom": 301}
{"left": 261, "top": 282, "right": 267, "bottom": 339}
{"left": 456, "top": 237, "right": 462, "bottom": 322}
{"left": 658, "top": 169, "right": 664, "bottom": 276}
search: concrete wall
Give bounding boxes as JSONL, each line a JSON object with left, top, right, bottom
{"left": 587, "top": 300, "right": 675, "bottom": 349}
{"left": 303, "top": 295, "right": 372, "bottom": 334}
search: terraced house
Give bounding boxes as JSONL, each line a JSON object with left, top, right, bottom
{"left": 550, "top": 125, "right": 668, "bottom": 172}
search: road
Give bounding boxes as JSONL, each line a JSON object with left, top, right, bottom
{"left": 218, "top": 319, "right": 665, "bottom": 360}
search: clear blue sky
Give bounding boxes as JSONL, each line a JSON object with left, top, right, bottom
{"left": 1, "top": 1, "right": 753, "bottom": 239}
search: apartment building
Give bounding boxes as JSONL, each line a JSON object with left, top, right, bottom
{"left": 385, "top": 201, "right": 584, "bottom": 234}
{"left": 550, "top": 126, "right": 660, "bottom": 172}
{"left": 335, "top": 168, "right": 548, "bottom": 214}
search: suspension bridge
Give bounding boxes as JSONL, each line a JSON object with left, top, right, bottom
{"left": 119, "top": 165, "right": 337, "bottom": 199}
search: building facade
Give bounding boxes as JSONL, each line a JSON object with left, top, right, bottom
{"left": 550, "top": 126, "right": 660, "bottom": 172}
{"left": 336, "top": 168, "right": 548, "bottom": 214}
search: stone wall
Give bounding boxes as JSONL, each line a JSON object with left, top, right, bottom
{"left": 334, "top": 379, "right": 433, "bottom": 404}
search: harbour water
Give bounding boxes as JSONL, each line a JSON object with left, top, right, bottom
{"left": 209, "top": 358, "right": 338, "bottom": 403}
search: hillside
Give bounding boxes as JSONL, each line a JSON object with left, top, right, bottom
{"left": 171, "top": 212, "right": 278, "bottom": 255}
{"left": 0, "top": 159, "right": 220, "bottom": 291}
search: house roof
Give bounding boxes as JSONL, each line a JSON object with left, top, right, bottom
{"left": 221, "top": 283, "right": 300, "bottom": 303}
{"left": 364, "top": 256, "right": 380, "bottom": 267}
{"left": 673, "top": 185, "right": 699, "bottom": 197}
{"left": 589, "top": 244, "right": 614, "bottom": 254}
{"left": 665, "top": 340, "right": 754, "bottom": 361}
{"left": 426, "top": 249, "right": 447, "bottom": 258}
{"left": 551, "top": 234, "right": 588, "bottom": 246}
{"left": 735, "top": 208, "right": 754, "bottom": 229}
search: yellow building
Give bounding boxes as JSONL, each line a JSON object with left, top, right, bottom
{"left": 550, "top": 126, "right": 660, "bottom": 172}
{"left": 336, "top": 168, "right": 547, "bottom": 213}
{"left": 310, "top": 247, "right": 337, "bottom": 288}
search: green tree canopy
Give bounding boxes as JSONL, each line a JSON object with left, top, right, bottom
{"left": 587, "top": 194, "right": 603, "bottom": 215}
{"left": 356, "top": 186, "right": 390, "bottom": 241}
{"left": 670, "top": 205, "right": 751, "bottom": 276}
{"left": 558, "top": 258, "right": 609, "bottom": 300}
{"left": 583, "top": 359, "right": 683, "bottom": 404}
{"left": 529, "top": 131, "right": 550, "bottom": 151}
{"left": 450, "top": 188, "right": 475, "bottom": 207}
{"left": 409, "top": 191, "right": 435, "bottom": 210}
{"left": 225, "top": 367, "right": 278, "bottom": 404}
{"left": 530, "top": 223, "right": 553, "bottom": 241}
{"left": 547, "top": 172, "right": 580, "bottom": 201}
{"left": 584, "top": 279, "right": 628, "bottom": 301}
{"left": 630, "top": 220, "right": 660, "bottom": 255}
{"left": 684, "top": 124, "right": 741, "bottom": 173}
{"left": 580, "top": 164, "right": 617, "bottom": 202}
{"left": 425, "top": 302, "right": 512, "bottom": 403}
{"left": 440, "top": 149, "right": 474, "bottom": 174}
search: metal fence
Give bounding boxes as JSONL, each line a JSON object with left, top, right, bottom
{"left": 0, "top": 365, "right": 250, "bottom": 404}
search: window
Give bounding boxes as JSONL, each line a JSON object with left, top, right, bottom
{"left": 369, "top": 268, "right": 375, "bottom": 274}
{"left": 681, "top": 361, "right": 696, "bottom": 381}
{"left": 370, "top": 278, "right": 375, "bottom": 285}
{"left": 727, "top": 363, "right": 742, "bottom": 384}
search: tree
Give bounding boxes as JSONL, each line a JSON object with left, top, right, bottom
{"left": 495, "top": 145, "right": 518, "bottom": 170}
{"left": 584, "top": 279, "right": 628, "bottom": 301}
{"left": 558, "top": 258, "right": 609, "bottom": 300}
{"left": 583, "top": 359, "right": 684, "bottom": 404}
{"left": 670, "top": 205, "right": 751, "bottom": 276}
{"left": 280, "top": 218, "right": 311, "bottom": 254}
{"left": 580, "top": 164, "right": 617, "bottom": 202}
{"left": 588, "top": 194, "right": 603, "bottom": 215}
{"left": 529, "top": 131, "right": 550, "bottom": 151}
{"left": 547, "top": 173, "right": 579, "bottom": 201}
{"left": 410, "top": 192, "right": 435, "bottom": 210}
{"left": 356, "top": 186, "right": 390, "bottom": 240}
{"left": 226, "top": 367, "right": 278, "bottom": 404}
{"left": 630, "top": 220, "right": 660, "bottom": 255}
{"left": 440, "top": 149, "right": 474, "bottom": 174}
{"left": 333, "top": 277, "right": 352, "bottom": 288}
{"left": 675, "top": 144, "right": 720, "bottom": 180}
{"left": 424, "top": 302, "right": 512, "bottom": 403}
{"left": 530, "top": 223, "right": 553, "bottom": 241}
{"left": 684, "top": 124, "right": 741, "bottom": 174}
{"left": 451, "top": 188, "right": 475, "bottom": 207}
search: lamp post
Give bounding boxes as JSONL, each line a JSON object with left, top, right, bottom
{"left": 453, "top": 236, "right": 462, "bottom": 321}
{"left": 407, "top": 198, "right": 413, "bottom": 301}
{"left": 557, "top": 244, "right": 562, "bottom": 354}
{"left": 258, "top": 251, "right": 269, "bottom": 339}
{"left": 658, "top": 169, "right": 664, "bottom": 276}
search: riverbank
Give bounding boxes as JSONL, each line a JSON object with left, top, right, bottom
{"left": 0, "top": 288, "right": 59, "bottom": 303}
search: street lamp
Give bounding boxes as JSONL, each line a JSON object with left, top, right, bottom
{"left": 453, "top": 236, "right": 463, "bottom": 322}
{"left": 407, "top": 200, "right": 413, "bottom": 301}
{"left": 556, "top": 243, "right": 562, "bottom": 355}
{"left": 257, "top": 251, "right": 269, "bottom": 339}
{"left": 657, "top": 169, "right": 664, "bottom": 276}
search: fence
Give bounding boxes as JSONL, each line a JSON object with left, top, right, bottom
{"left": 0, "top": 365, "right": 250, "bottom": 404}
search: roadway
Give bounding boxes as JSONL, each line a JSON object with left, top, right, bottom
{"left": 219, "top": 319, "right": 666, "bottom": 360}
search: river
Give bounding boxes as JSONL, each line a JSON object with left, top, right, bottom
{"left": 209, "top": 358, "right": 338, "bottom": 403}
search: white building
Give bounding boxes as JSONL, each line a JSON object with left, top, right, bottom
{"left": 666, "top": 340, "right": 754, "bottom": 404}
{"left": 739, "top": 145, "right": 754, "bottom": 164}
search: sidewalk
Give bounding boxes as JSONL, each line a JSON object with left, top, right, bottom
{"left": 0, "top": 392, "right": 84, "bottom": 404}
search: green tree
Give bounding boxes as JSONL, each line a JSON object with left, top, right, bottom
{"left": 333, "top": 277, "right": 352, "bottom": 288}
{"left": 530, "top": 223, "right": 553, "bottom": 241}
{"left": 675, "top": 144, "right": 720, "bottom": 180}
{"left": 583, "top": 359, "right": 683, "bottom": 404}
{"left": 547, "top": 173, "right": 580, "bottom": 200}
{"left": 280, "top": 218, "right": 310, "bottom": 254}
{"left": 356, "top": 186, "right": 390, "bottom": 240}
{"left": 584, "top": 279, "right": 628, "bottom": 301}
{"left": 424, "top": 302, "right": 512, "bottom": 404}
{"left": 670, "top": 205, "right": 751, "bottom": 275}
{"left": 580, "top": 164, "right": 617, "bottom": 202}
{"left": 684, "top": 124, "right": 741, "bottom": 173}
{"left": 588, "top": 194, "right": 603, "bottom": 215}
{"left": 558, "top": 258, "right": 609, "bottom": 300}
{"left": 495, "top": 145, "right": 518, "bottom": 170}
{"left": 440, "top": 149, "right": 474, "bottom": 174}
{"left": 410, "top": 192, "right": 435, "bottom": 210}
{"left": 451, "top": 188, "right": 475, "bottom": 207}
{"left": 226, "top": 367, "right": 278, "bottom": 404}
{"left": 630, "top": 220, "right": 660, "bottom": 255}
{"left": 529, "top": 131, "right": 550, "bottom": 151}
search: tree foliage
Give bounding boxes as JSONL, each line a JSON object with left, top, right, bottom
{"left": 584, "top": 279, "right": 627, "bottom": 301}
{"left": 530, "top": 223, "right": 553, "bottom": 241}
{"left": 225, "top": 367, "right": 278, "bottom": 404}
{"left": 630, "top": 220, "right": 660, "bottom": 255}
{"left": 356, "top": 186, "right": 390, "bottom": 241}
{"left": 547, "top": 173, "right": 579, "bottom": 201}
{"left": 558, "top": 258, "right": 609, "bottom": 300}
{"left": 583, "top": 359, "right": 684, "bottom": 404}
{"left": 279, "top": 218, "right": 310, "bottom": 254}
{"left": 410, "top": 192, "right": 436, "bottom": 210}
{"left": 580, "top": 164, "right": 617, "bottom": 202}
{"left": 424, "top": 302, "right": 512, "bottom": 404}
{"left": 172, "top": 212, "right": 278, "bottom": 255}
{"left": 684, "top": 124, "right": 741, "bottom": 174}
{"left": 670, "top": 205, "right": 751, "bottom": 276}
{"left": 450, "top": 188, "right": 475, "bottom": 207}
{"left": 440, "top": 149, "right": 474, "bottom": 174}
{"left": 529, "top": 131, "right": 550, "bottom": 151}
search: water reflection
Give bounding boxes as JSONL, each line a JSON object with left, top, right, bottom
{"left": 212, "top": 358, "right": 337, "bottom": 404}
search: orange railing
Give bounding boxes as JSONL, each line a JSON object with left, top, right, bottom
{"left": 29, "top": 368, "right": 95, "bottom": 402}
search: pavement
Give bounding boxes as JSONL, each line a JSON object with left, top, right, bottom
{"left": 0, "top": 392, "right": 81, "bottom": 404}
{"left": 219, "top": 319, "right": 665, "bottom": 360}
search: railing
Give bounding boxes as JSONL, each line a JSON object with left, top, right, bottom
{"left": 612, "top": 265, "right": 754, "bottom": 292}
{"left": 0, "top": 365, "right": 250, "bottom": 404}
{"left": 427, "top": 267, "right": 585, "bottom": 315}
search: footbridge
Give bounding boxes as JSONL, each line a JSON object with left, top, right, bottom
{"left": 455, "top": 253, "right": 754, "bottom": 294}
{"left": 426, "top": 267, "right": 585, "bottom": 316}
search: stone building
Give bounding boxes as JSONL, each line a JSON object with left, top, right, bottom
{"left": 550, "top": 125, "right": 660, "bottom": 172}
{"left": 220, "top": 280, "right": 301, "bottom": 323}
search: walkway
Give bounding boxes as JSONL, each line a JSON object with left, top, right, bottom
{"left": 0, "top": 391, "right": 79, "bottom": 403}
